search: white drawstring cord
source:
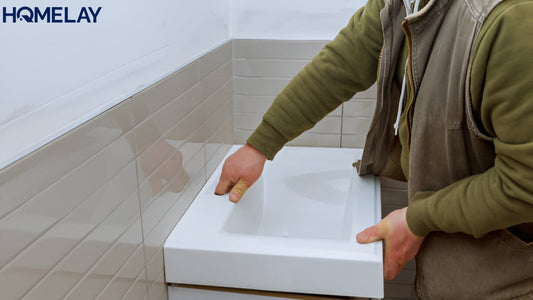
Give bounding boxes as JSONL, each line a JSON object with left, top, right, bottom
{"left": 393, "top": 0, "right": 421, "bottom": 136}
{"left": 394, "top": 63, "right": 409, "bottom": 135}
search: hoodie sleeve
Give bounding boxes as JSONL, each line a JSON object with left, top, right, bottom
{"left": 247, "top": 0, "right": 385, "bottom": 160}
{"left": 406, "top": 1, "right": 533, "bottom": 237}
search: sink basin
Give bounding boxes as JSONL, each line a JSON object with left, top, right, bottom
{"left": 164, "top": 145, "right": 383, "bottom": 298}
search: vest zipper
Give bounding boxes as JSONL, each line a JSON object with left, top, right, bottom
{"left": 377, "top": 43, "right": 385, "bottom": 81}
{"left": 401, "top": 20, "right": 416, "bottom": 156}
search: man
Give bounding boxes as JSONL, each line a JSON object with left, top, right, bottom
{"left": 215, "top": 0, "right": 533, "bottom": 298}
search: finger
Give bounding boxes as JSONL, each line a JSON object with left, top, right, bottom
{"left": 229, "top": 179, "right": 249, "bottom": 203}
{"left": 356, "top": 220, "right": 389, "bottom": 243}
{"left": 384, "top": 260, "right": 403, "bottom": 281}
{"left": 215, "top": 177, "right": 233, "bottom": 195}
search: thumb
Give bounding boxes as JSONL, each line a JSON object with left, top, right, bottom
{"left": 357, "top": 219, "right": 390, "bottom": 243}
{"left": 229, "top": 179, "right": 249, "bottom": 203}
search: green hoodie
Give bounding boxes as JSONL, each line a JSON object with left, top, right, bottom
{"left": 246, "top": 0, "right": 533, "bottom": 237}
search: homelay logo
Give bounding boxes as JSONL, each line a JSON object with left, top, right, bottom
{"left": 2, "top": 5, "right": 102, "bottom": 23}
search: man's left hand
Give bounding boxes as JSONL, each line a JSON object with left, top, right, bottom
{"left": 356, "top": 207, "right": 425, "bottom": 280}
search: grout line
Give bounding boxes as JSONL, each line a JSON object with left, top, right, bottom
{"left": 92, "top": 243, "right": 144, "bottom": 300}
{"left": 200, "top": 41, "right": 233, "bottom": 78}
{"left": 131, "top": 126, "right": 151, "bottom": 300}
{"left": 16, "top": 163, "right": 140, "bottom": 299}
{"left": 142, "top": 157, "right": 204, "bottom": 244}
{"left": 0, "top": 151, "right": 138, "bottom": 273}
{"left": 120, "top": 267, "right": 148, "bottom": 300}
{"left": 233, "top": 57, "right": 313, "bottom": 62}
{"left": 136, "top": 124, "right": 205, "bottom": 194}
{"left": 340, "top": 103, "right": 344, "bottom": 148}
{"left": 131, "top": 81, "right": 202, "bottom": 134}
{"left": 62, "top": 217, "right": 144, "bottom": 300}
{"left": 0, "top": 124, "right": 137, "bottom": 222}
{"left": 134, "top": 97, "right": 204, "bottom": 164}
{"left": 233, "top": 75, "right": 295, "bottom": 80}
{"left": 146, "top": 262, "right": 168, "bottom": 299}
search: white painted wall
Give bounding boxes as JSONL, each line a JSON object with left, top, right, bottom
{"left": 0, "top": 0, "right": 229, "bottom": 169}
{"left": 230, "top": 0, "right": 367, "bottom": 40}
{"left": 0, "top": 0, "right": 367, "bottom": 169}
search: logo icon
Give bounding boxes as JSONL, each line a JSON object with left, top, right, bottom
{"left": 2, "top": 6, "right": 102, "bottom": 23}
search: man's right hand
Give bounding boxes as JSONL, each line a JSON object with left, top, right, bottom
{"left": 214, "top": 143, "right": 267, "bottom": 203}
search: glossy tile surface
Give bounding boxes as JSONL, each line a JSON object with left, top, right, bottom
{"left": 0, "top": 100, "right": 133, "bottom": 220}
{"left": 232, "top": 40, "right": 376, "bottom": 149}
{"left": 0, "top": 40, "right": 233, "bottom": 300}
{"left": 234, "top": 39, "right": 328, "bottom": 60}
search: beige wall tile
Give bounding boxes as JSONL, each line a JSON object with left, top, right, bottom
{"left": 353, "top": 83, "right": 377, "bottom": 99}
{"left": 202, "top": 60, "right": 232, "bottom": 100}
{"left": 120, "top": 270, "right": 148, "bottom": 300}
{"left": 234, "top": 39, "right": 328, "bottom": 60}
{"left": 341, "top": 134, "right": 366, "bottom": 149}
{"left": 95, "top": 244, "right": 146, "bottom": 300}
{"left": 0, "top": 160, "right": 138, "bottom": 299}
{"left": 234, "top": 129, "right": 253, "bottom": 145}
{"left": 205, "top": 118, "right": 233, "bottom": 159}
{"left": 142, "top": 151, "right": 205, "bottom": 263}
{"left": 133, "top": 61, "right": 201, "bottom": 125}
{"left": 309, "top": 117, "right": 342, "bottom": 134}
{"left": 234, "top": 59, "right": 309, "bottom": 78}
{"left": 233, "top": 112, "right": 263, "bottom": 130}
{"left": 342, "top": 117, "right": 372, "bottom": 135}
{"left": 0, "top": 134, "right": 135, "bottom": 270}
{"left": 206, "top": 143, "right": 233, "bottom": 179}
{"left": 145, "top": 247, "right": 164, "bottom": 289}
{"left": 234, "top": 77, "right": 290, "bottom": 96}
{"left": 0, "top": 100, "right": 133, "bottom": 220}
{"left": 343, "top": 99, "right": 376, "bottom": 118}
{"left": 235, "top": 113, "right": 341, "bottom": 135}
{"left": 202, "top": 42, "right": 233, "bottom": 78}
{"left": 204, "top": 99, "right": 233, "bottom": 138}
{"left": 136, "top": 138, "right": 191, "bottom": 197}
{"left": 233, "top": 95, "right": 275, "bottom": 114}
{"left": 287, "top": 132, "right": 341, "bottom": 148}
{"left": 22, "top": 190, "right": 141, "bottom": 300}
{"left": 137, "top": 124, "right": 206, "bottom": 215}
{"left": 133, "top": 83, "right": 202, "bottom": 155}
{"left": 140, "top": 177, "right": 187, "bottom": 243}
{"left": 165, "top": 105, "right": 205, "bottom": 144}
{"left": 236, "top": 130, "right": 342, "bottom": 149}
{"left": 64, "top": 218, "right": 144, "bottom": 300}
{"left": 203, "top": 80, "right": 233, "bottom": 121}
{"left": 0, "top": 41, "right": 235, "bottom": 300}
{"left": 147, "top": 269, "right": 168, "bottom": 300}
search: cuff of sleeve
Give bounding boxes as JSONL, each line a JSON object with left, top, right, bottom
{"left": 406, "top": 191, "right": 438, "bottom": 237}
{"left": 246, "top": 120, "right": 288, "bottom": 160}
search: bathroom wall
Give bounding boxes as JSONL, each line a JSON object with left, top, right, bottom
{"left": 0, "top": 0, "right": 230, "bottom": 170}
{"left": 233, "top": 39, "right": 375, "bottom": 149}
{"left": 0, "top": 0, "right": 370, "bottom": 170}
{"left": 0, "top": 42, "right": 234, "bottom": 300}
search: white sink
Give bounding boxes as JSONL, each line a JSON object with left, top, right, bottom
{"left": 164, "top": 145, "right": 383, "bottom": 298}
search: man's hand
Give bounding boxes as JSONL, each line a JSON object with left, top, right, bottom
{"left": 357, "top": 207, "right": 425, "bottom": 280}
{"left": 215, "top": 144, "right": 267, "bottom": 203}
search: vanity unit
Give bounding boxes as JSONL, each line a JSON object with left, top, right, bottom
{"left": 164, "top": 146, "right": 383, "bottom": 299}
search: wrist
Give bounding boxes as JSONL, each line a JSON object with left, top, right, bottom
{"left": 244, "top": 143, "right": 267, "bottom": 162}
{"left": 406, "top": 195, "right": 436, "bottom": 237}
